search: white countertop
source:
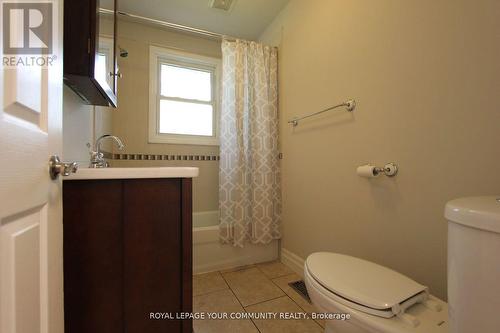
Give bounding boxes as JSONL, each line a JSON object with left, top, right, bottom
{"left": 64, "top": 167, "right": 199, "bottom": 180}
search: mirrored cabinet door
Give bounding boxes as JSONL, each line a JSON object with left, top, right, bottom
{"left": 64, "top": 0, "right": 118, "bottom": 107}
{"left": 96, "top": 0, "right": 118, "bottom": 99}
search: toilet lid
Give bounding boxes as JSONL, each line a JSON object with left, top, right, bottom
{"left": 306, "top": 252, "right": 428, "bottom": 311}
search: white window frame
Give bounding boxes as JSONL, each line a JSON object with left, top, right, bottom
{"left": 149, "top": 45, "right": 221, "bottom": 145}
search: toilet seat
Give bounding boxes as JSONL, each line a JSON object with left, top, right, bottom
{"left": 305, "top": 253, "right": 429, "bottom": 319}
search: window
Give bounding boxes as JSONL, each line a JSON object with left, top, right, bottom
{"left": 96, "top": 37, "right": 114, "bottom": 92}
{"left": 149, "top": 46, "right": 220, "bottom": 145}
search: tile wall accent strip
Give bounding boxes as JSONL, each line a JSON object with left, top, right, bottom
{"left": 111, "top": 153, "right": 220, "bottom": 161}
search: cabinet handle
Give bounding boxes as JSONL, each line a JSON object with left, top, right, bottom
{"left": 109, "top": 72, "right": 123, "bottom": 78}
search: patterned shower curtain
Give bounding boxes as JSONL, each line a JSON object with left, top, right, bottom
{"left": 219, "top": 39, "right": 281, "bottom": 247}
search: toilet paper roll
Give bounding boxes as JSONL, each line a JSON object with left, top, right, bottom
{"left": 356, "top": 165, "right": 379, "bottom": 178}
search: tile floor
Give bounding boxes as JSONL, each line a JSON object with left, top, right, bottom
{"left": 193, "top": 261, "right": 325, "bottom": 333}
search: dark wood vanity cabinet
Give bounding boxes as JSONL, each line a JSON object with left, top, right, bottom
{"left": 64, "top": 0, "right": 118, "bottom": 107}
{"left": 63, "top": 178, "right": 192, "bottom": 333}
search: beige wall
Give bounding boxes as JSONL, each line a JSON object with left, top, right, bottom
{"left": 260, "top": 0, "right": 500, "bottom": 299}
{"left": 111, "top": 19, "right": 222, "bottom": 212}
{"left": 63, "top": 87, "right": 93, "bottom": 164}
{"left": 62, "top": 88, "right": 113, "bottom": 164}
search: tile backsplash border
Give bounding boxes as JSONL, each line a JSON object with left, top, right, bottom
{"left": 110, "top": 153, "right": 220, "bottom": 161}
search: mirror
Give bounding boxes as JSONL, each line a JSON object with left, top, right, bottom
{"left": 96, "top": 0, "right": 117, "bottom": 99}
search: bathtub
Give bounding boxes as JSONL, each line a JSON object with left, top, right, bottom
{"left": 192, "top": 211, "right": 279, "bottom": 274}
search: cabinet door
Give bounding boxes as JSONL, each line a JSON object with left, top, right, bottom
{"left": 123, "top": 179, "right": 182, "bottom": 332}
{"left": 95, "top": 0, "right": 118, "bottom": 104}
{"left": 63, "top": 0, "right": 118, "bottom": 107}
{"left": 63, "top": 180, "right": 124, "bottom": 333}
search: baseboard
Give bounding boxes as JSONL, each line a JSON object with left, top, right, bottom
{"left": 280, "top": 248, "right": 306, "bottom": 278}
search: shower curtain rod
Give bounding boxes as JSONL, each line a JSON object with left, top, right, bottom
{"left": 99, "top": 8, "right": 238, "bottom": 42}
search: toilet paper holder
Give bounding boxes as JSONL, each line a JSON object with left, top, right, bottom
{"left": 373, "top": 162, "right": 398, "bottom": 177}
{"left": 358, "top": 162, "right": 399, "bottom": 177}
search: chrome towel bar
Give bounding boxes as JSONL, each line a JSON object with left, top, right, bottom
{"left": 288, "top": 99, "right": 356, "bottom": 127}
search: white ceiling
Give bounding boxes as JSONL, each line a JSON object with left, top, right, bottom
{"left": 101, "top": 0, "right": 289, "bottom": 40}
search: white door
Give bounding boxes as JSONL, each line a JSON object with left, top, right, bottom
{"left": 0, "top": 1, "right": 65, "bottom": 332}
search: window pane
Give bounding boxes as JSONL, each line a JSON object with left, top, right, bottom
{"left": 160, "top": 64, "right": 212, "bottom": 101}
{"left": 159, "top": 100, "right": 213, "bottom": 136}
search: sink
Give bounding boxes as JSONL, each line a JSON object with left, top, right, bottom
{"left": 64, "top": 167, "right": 199, "bottom": 180}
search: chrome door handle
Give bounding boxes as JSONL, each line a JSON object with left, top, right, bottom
{"left": 49, "top": 155, "right": 79, "bottom": 180}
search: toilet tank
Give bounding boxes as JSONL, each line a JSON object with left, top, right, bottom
{"left": 445, "top": 196, "right": 500, "bottom": 333}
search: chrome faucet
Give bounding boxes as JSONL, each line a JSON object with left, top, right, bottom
{"left": 88, "top": 135, "right": 125, "bottom": 168}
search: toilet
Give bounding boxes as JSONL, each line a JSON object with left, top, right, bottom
{"left": 304, "top": 253, "right": 448, "bottom": 333}
{"left": 304, "top": 196, "right": 500, "bottom": 333}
